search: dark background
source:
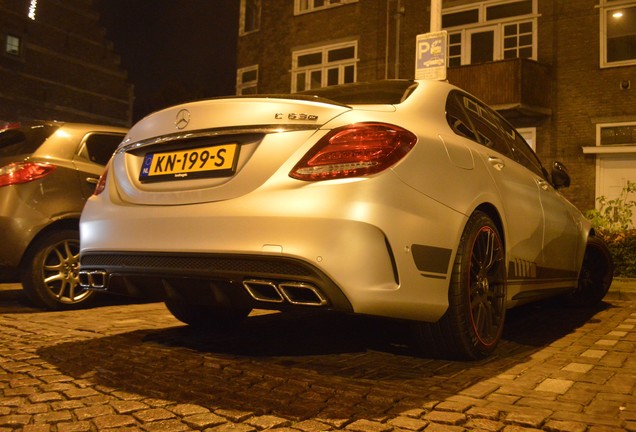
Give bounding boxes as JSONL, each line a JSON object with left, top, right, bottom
{"left": 95, "top": 0, "right": 240, "bottom": 122}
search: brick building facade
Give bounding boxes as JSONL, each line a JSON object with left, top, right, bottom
{"left": 236, "top": 0, "right": 636, "bottom": 215}
{"left": 0, "top": 0, "right": 133, "bottom": 127}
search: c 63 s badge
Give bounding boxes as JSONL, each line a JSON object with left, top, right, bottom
{"left": 275, "top": 113, "right": 319, "bottom": 121}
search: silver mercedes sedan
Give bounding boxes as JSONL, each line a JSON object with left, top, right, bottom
{"left": 79, "top": 80, "right": 613, "bottom": 359}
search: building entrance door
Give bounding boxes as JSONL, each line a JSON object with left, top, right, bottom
{"left": 467, "top": 26, "right": 500, "bottom": 64}
{"left": 597, "top": 154, "right": 636, "bottom": 228}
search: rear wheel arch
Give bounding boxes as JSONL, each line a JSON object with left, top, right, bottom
{"left": 473, "top": 203, "right": 506, "bottom": 252}
{"left": 566, "top": 234, "right": 613, "bottom": 307}
{"left": 19, "top": 218, "right": 80, "bottom": 271}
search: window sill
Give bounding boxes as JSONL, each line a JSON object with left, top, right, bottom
{"left": 582, "top": 145, "right": 636, "bottom": 154}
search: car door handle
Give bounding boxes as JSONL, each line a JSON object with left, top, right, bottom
{"left": 488, "top": 157, "right": 505, "bottom": 171}
{"left": 86, "top": 177, "right": 99, "bottom": 185}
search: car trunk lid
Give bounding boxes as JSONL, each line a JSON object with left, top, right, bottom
{"left": 112, "top": 97, "right": 351, "bottom": 205}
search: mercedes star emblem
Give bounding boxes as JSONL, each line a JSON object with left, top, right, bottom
{"left": 175, "top": 109, "right": 191, "bottom": 130}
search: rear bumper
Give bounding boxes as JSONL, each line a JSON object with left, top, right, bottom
{"left": 80, "top": 173, "right": 466, "bottom": 322}
{"left": 78, "top": 251, "right": 354, "bottom": 312}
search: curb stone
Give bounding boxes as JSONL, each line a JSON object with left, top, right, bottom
{"left": 605, "top": 277, "right": 636, "bottom": 301}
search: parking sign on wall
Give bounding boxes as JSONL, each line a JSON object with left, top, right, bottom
{"left": 415, "top": 31, "right": 447, "bottom": 80}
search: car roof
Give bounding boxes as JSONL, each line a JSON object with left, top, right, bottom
{"left": 0, "top": 121, "right": 128, "bottom": 161}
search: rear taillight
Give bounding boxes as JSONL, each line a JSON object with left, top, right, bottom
{"left": 0, "top": 162, "right": 56, "bottom": 187}
{"left": 289, "top": 122, "right": 417, "bottom": 181}
{"left": 93, "top": 163, "right": 109, "bottom": 196}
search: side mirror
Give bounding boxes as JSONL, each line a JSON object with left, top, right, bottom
{"left": 551, "top": 161, "right": 571, "bottom": 189}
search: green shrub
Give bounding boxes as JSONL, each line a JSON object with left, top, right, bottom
{"left": 605, "top": 231, "right": 636, "bottom": 277}
{"left": 584, "top": 181, "right": 636, "bottom": 277}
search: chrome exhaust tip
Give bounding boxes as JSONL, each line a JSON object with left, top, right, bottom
{"left": 278, "top": 282, "right": 328, "bottom": 306}
{"left": 242, "top": 279, "right": 285, "bottom": 303}
{"left": 78, "top": 270, "right": 108, "bottom": 289}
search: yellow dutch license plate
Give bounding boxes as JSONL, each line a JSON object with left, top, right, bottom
{"left": 139, "top": 143, "right": 239, "bottom": 182}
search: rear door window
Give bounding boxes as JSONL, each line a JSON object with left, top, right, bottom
{"left": 446, "top": 91, "right": 479, "bottom": 141}
{"left": 0, "top": 125, "right": 60, "bottom": 157}
{"left": 78, "top": 133, "right": 124, "bottom": 166}
{"left": 460, "top": 95, "right": 514, "bottom": 158}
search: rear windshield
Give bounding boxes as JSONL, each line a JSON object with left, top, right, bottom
{"left": 0, "top": 124, "right": 60, "bottom": 157}
{"left": 298, "top": 80, "right": 418, "bottom": 105}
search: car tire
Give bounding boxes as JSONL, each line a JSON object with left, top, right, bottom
{"left": 413, "top": 211, "right": 507, "bottom": 360}
{"left": 565, "top": 236, "right": 613, "bottom": 307}
{"left": 165, "top": 299, "right": 251, "bottom": 329}
{"left": 20, "top": 229, "right": 96, "bottom": 310}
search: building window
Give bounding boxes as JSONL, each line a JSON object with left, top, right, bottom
{"left": 598, "top": 122, "right": 636, "bottom": 145}
{"left": 442, "top": 0, "right": 537, "bottom": 67}
{"left": 294, "top": 0, "right": 357, "bottom": 15}
{"left": 292, "top": 42, "right": 357, "bottom": 92}
{"left": 237, "top": 65, "right": 258, "bottom": 95}
{"left": 239, "top": 0, "right": 261, "bottom": 35}
{"left": 601, "top": 1, "right": 636, "bottom": 67}
{"left": 5, "top": 34, "right": 21, "bottom": 56}
{"left": 517, "top": 127, "right": 536, "bottom": 151}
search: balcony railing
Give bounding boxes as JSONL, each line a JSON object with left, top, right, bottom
{"left": 446, "top": 58, "right": 552, "bottom": 118}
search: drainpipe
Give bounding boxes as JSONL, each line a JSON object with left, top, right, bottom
{"left": 394, "top": 0, "right": 404, "bottom": 78}
{"left": 385, "top": 0, "right": 390, "bottom": 79}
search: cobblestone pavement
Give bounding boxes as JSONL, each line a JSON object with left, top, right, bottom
{"left": 0, "top": 283, "right": 635, "bottom": 432}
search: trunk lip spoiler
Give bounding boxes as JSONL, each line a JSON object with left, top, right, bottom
{"left": 116, "top": 124, "right": 320, "bottom": 155}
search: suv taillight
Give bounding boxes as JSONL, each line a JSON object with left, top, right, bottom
{"left": 93, "top": 163, "right": 109, "bottom": 196}
{"left": 289, "top": 122, "right": 417, "bottom": 181}
{"left": 0, "top": 162, "right": 56, "bottom": 187}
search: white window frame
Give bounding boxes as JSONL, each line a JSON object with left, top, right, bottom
{"left": 582, "top": 121, "right": 636, "bottom": 155}
{"left": 236, "top": 65, "right": 259, "bottom": 95}
{"left": 600, "top": 0, "right": 636, "bottom": 68}
{"left": 465, "top": 25, "right": 501, "bottom": 64}
{"left": 291, "top": 41, "right": 357, "bottom": 93}
{"left": 443, "top": 0, "right": 538, "bottom": 66}
{"left": 294, "top": 0, "right": 358, "bottom": 15}
{"left": 239, "top": 0, "right": 261, "bottom": 36}
{"left": 597, "top": 121, "right": 636, "bottom": 146}
{"left": 517, "top": 127, "right": 536, "bottom": 151}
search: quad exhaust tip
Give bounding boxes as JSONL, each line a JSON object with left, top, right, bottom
{"left": 242, "top": 279, "right": 328, "bottom": 306}
{"left": 78, "top": 272, "right": 328, "bottom": 307}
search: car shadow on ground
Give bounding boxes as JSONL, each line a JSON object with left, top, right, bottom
{"left": 151, "top": 299, "right": 610, "bottom": 356}
{"left": 0, "top": 284, "right": 150, "bottom": 314}
{"left": 34, "top": 299, "right": 611, "bottom": 419}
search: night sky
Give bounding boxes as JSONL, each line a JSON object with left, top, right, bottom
{"left": 95, "top": 0, "right": 240, "bottom": 122}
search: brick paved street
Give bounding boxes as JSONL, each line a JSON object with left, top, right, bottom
{"left": 0, "top": 283, "right": 634, "bottom": 431}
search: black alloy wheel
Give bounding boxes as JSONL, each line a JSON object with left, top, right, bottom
{"left": 566, "top": 235, "right": 613, "bottom": 307}
{"left": 413, "top": 211, "right": 507, "bottom": 360}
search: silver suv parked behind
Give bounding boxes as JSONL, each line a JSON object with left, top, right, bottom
{"left": 0, "top": 121, "right": 127, "bottom": 309}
